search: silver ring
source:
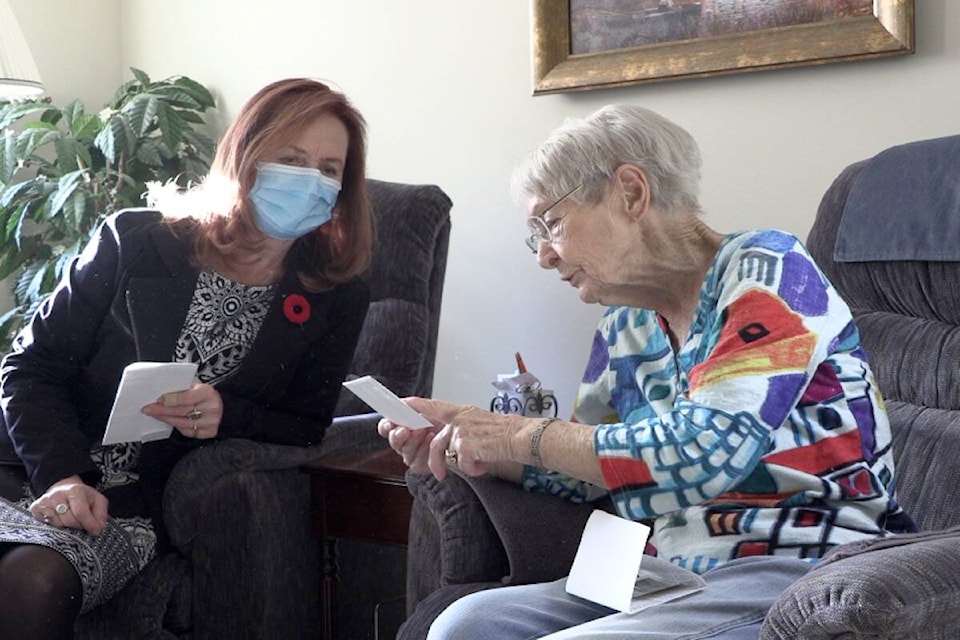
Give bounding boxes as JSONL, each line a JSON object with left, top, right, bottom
{"left": 188, "top": 407, "right": 202, "bottom": 433}
{"left": 445, "top": 449, "right": 459, "bottom": 465}
{"left": 42, "top": 514, "right": 51, "bottom": 524}
{"left": 55, "top": 502, "right": 69, "bottom": 515}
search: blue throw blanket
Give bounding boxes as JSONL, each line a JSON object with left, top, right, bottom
{"left": 834, "top": 135, "right": 960, "bottom": 262}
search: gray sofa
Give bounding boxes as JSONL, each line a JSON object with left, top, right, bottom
{"left": 75, "top": 178, "right": 452, "bottom": 639}
{"left": 399, "top": 136, "right": 960, "bottom": 640}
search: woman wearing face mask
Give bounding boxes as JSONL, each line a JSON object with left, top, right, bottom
{"left": 0, "top": 77, "right": 372, "bottom": 639}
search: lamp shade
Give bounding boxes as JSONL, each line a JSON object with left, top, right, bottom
{"left": 0, "top": 0, "right": 43, "bottom": 97}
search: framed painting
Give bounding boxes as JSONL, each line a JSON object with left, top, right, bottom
{"left": 531, "top": 0, "right": 915, "bottom": 95}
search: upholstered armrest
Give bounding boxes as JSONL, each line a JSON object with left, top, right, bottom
{"left": 405, "top": 470, "right": 508, "bottom": 612}
{"left": 401, "top": 471, "right": 603, "bottom": 640}
{"left": 405, "top": 470, "right": 600, "bottom": 607}
{"left": 761, "top": 526, "right": 960, "bottom": 640}
{"left": 465, "top": 473, "right": 601, "bottom": 584}
{"left": 322, "top": 412, "right": 386, "bottom": 459}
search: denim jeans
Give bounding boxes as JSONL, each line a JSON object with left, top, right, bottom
{"left": 426, "top": 556, "right": 813, "bottom": 640}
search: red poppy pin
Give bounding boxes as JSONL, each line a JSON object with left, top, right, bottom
{"left": 283, "top": 293, "right": 310, "bottom": 325}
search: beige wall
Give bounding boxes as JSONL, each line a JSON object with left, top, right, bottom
{"left": 8, "top": 0, "right": 121, "bottom": 107}
{"left": 9, "top": 1, "right": 960, "bottom": 415}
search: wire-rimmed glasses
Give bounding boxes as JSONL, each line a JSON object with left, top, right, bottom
{"left": 524, "top": 183, "right": 584, "bottom": 253}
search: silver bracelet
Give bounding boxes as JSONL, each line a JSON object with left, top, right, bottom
{"left": 529, "top": 417, "right": 558, "bottom": 469}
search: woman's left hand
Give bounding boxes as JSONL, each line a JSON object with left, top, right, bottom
{"left": 141, "top": 381, "right": 223, "bottom": 440}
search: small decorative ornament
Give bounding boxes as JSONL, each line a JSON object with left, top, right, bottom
{"left": 283, "top": 293, "right": 310, "bottom": 325}
{"left": 490, "top": 354, "right": 558, "bottom": 418}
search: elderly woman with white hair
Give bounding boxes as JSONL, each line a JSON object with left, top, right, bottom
{"left": 379, "top": 104, "right": 914, "bottom": 639}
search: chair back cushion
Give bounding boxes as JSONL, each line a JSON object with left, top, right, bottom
{"left": 806, "top": 144, "right": 960, "bottom": 531}
{"left": 334, "top": 179, "right": 452, "bottom": 416}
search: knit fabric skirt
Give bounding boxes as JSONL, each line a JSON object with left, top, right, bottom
{"left": 0, "top": 443, "right": 157, "bottom": 614}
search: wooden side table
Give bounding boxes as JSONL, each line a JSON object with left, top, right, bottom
{"left": 303, "top": 448, "right": 413, "bottom": 640}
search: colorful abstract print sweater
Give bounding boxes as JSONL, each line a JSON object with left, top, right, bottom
{"left": 523, "top": 230, "right": 912, "bottom": 573}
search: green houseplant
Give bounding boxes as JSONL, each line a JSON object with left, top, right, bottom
{"left": 0, "top": 68, "right": 216, "bottom": 341}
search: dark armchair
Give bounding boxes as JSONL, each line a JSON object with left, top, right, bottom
{"left": 398, "top": 136, "right": 960, "bottom": 640}
{"left": 75, "top": 178, "right": 452, "bottom": 639}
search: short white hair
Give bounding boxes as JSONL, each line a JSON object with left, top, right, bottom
{"left": 511, "top": 104, "right": 702, "bottom": 214}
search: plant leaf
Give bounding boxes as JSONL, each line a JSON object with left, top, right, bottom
{"left": 0, "top": 100, "right": 51, "bottom": 130}
{"left": 108, "top": 79, "right": 139, "bottom": 110}
{"left": 0, "top": 305, "right": 29, "bottom": 344}
{"left": 182, "top": 129, "right": 216, "bottom": 159}
{"left": 61, "top": 196, "right": 90, "bottom": 243}
{"left": 61, "top": 100, "right": 85, "bottom": 132}
{"left": 0, "top": 180, "right": 35, "bottom": 209}
{"left": 176, "top": 110, "right": 205, "bottom": 125}
{"left": 124, "top": 94, "right": 160, "bottom": 137}
{"left": 94, "top": 113, "right": 136, "bottom": 164}
{"left": 152, "top": 86, "right": 203, "bottom": 110}
{"left": 0, "top": 240, "right": 26, "bottom": 279}
{"left": 130, "top": 67, "right": 152, "bottom": 87}
{"left": 54, "top": 239, "right": 81, "bottom": 282}
{"left": 155, "top": 102, "right": 188, "bottom": 150}
{"left": 0, "top": 131, "right": 16, "bottom": 184}
{"left": 19, "top": 260, "right": 54, "bottom": 304}
{"left": 16, "top": 123, "right": 61, "bottom": 162}
{"left": 48, "top": 170, "right": 85, "bottom": 217}
{"left": 51, "top": 136, "right": 81, "bottom": 174}
{"left": 171, "top": 76, "right": 216, "bottom": 109}
{"left": 3, "top": 202, "right": 28, "bottom": 246}
{"left": 70, "top": 113, "right": 101, "bottom": 141}
{"left": 135, "top": 139, "right": 164, "bottom": 167}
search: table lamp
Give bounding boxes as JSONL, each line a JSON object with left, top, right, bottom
{"left": 0, "top": 0, "right": 43, "bottom": 97}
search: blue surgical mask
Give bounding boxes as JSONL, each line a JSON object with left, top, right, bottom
{"left": 249, "top": 162, "right": 342, "bottom": 239}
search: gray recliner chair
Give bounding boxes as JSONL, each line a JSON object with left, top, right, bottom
{"left": 398, "top": 136, "right": 960, "bottom": 640}
{"left": 74, "top": 178, "right": 452, "bottom": 639}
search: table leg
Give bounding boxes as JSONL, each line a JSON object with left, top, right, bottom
{"left": 321, "top": 537, "right": 339, "bottom": 640}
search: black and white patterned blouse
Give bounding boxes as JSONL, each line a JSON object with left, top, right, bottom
{"left": 175, "top": 269, "right": 277, "bottom": 385}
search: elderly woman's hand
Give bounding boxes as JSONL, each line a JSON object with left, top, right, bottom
{"left": 141, "top": 381, "right": 223, "bottom": 440}
{"left": 377, "top": 415, "right": 438, "bottom": 474}
{"left": 377, "top": 397, "right": 523, "bottom": 481}
{"left": 405, "top": 397, "right": 528, "bottom": 482}
{"left": 380, "top": 397, "right": 592, "bottom": 485}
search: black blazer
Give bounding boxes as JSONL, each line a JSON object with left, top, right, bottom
{"left": 0, "top": 209, "right": 369, "bottom": 499}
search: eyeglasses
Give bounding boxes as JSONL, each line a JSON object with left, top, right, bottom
{"left": 524, "top": 183, "right": 583, "bottom": 253}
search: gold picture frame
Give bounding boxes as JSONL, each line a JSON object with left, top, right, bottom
{"left": 531, "top": 0, "right": 915, "bottom": 95}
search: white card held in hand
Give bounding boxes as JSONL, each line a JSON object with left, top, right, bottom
{"left": 342, "top": 376, "right": 433, "bottom": 429}
{"left": 102, "top": 362, "right": 199, "bottom": 445}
